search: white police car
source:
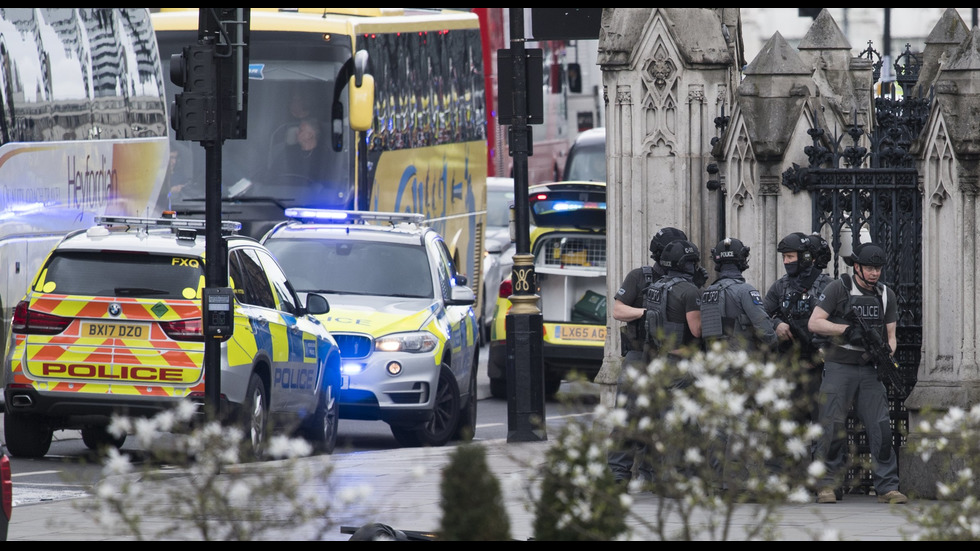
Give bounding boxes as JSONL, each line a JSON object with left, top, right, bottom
{"left": 1, "top": 215, "right": 342, "bottom": 459}
{"left": 261, "top": 209, "right": 479, "bottom": 447}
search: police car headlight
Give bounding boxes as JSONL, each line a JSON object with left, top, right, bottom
{"left": 375, "top": 331, "right": 438, "bottom": 353}
{"left": 342, "top": 362, "right": 367, "bottom": 376}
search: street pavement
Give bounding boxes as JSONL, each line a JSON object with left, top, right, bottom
{"left": 4, "top": 350, "right": 922, "bottom": 541}
{"left": 5, "top": 436, "right": 921, "bottom": 541}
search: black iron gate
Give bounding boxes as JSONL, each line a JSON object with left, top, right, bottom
{"left": 780, "top": 43, "right": 926, "bottom": 494}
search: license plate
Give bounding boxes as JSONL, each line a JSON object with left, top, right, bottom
{"left": 81, "top": 322, "right": 150, "bottom": 339}
{"left": 554, "top": 325, "right": 606, "bottom": 342}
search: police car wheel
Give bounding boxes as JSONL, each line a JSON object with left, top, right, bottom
{"left": 81, "top": 426, "right": 126, "bottom": 452}
{"left": 241, "top": 373, "right": 269, "bottom": 459}
{"left": 489, "top": 378, "right": 507, "bottom": 400}
{"left": 305, "top": 369, "right": 340, "bottom": 454}
{"left": 391, "top": 364, "right": 461, "bottom": 447}
{"left": 421, "top": 364, "right": 461, "bottom": 446}
{"left": 4, "top": 412, "right": 52, "bottom": 459}
{"left": 454, "top": 350, "right": 479, "bottom": 441}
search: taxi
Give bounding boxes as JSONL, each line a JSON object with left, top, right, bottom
{"left": 1, "top": 215, "right": 341, "bottom": 459}
{"left": 487, "top": 181, "right": 607, "bottom": 399}
{"left": 261, "top": 209, "right": 479, "bottom": 447}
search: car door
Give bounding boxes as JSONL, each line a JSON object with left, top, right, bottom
{"left": 252, "top": 247, "right": 322, "bottom": 414}
{"left": 430, "top": 235, "right": 477, "bottom": 387}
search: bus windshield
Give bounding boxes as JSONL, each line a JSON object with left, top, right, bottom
{"left": 154, "top": 8, "right": 488, "bottom": 320}
{"left": 158, "top": 32, "right": 354, "bottom": 234}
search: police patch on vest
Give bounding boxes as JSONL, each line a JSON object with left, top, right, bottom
{"left": 750, "top": 290, "right": 763, "bottom": 305}
{"left": 648, "top": 288, "right": 663, "bottom": 303}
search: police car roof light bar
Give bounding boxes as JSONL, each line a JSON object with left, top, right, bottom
{"left": 95, "top": 215, "right": 243, "bottom": 233}
{"left": 284, "top": 208, "right": 425, "bottom": 226}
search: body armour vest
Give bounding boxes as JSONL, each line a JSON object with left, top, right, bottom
{"left": 644, "top": 276, "right": 688, "bottom": 351}
{"left": 839, "top": 273, "right": 887, "bottom": 354}
{"left": 700, "top": 278, "right": 743, "bottom": 341}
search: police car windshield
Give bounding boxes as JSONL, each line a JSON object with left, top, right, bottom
{"left": 266, "top": 238, "right": 434, "bottom": 299}
{"left": 40, "top": 252, "right": 203, "bottom": 299}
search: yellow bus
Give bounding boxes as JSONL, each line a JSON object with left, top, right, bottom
{"left": 152, "top": 8, "right": 488, "bottom": 325}
{"left": 0, "top": 8, "right": 169, "bottom": 365}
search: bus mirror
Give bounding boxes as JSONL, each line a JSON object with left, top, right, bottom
{"left": 349, "top": 74, "right": 374, "bottom": 132}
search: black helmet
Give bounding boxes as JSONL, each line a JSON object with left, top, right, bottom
{"left": 776, "top": 232, "right": 813, "bottom": 268}
{"left": 650, "top": 227, "right": 688, "bottom": 262}
{"left": 711, "top": 237, "right": 750, "bottom": 272}
{"left": 660, "top": 239, "right": 700, "bottom": 274}
{"left": 844, "top": 242, "right": 887, "bottom": 268}
{"left": 808, "top": 232, "right": 832, "bottom": 269}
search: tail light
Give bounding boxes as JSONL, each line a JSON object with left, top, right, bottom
{"left": 160, "top": 318, "right": 205, "bottom": 341}
{"left": 497, "top": 278, "right": 512, "bottom": 300}
{"left": 11, "top": 300, "right": 71, "bottom": 335}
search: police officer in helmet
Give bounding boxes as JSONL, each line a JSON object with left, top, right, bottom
{"left": 614, "top": 227, "right": 689, "bottom": 364}
{"left": 808, "top": 242, "right": 908, "bottom": 505}
{"left": 647, "top": 239, "right": 704, "bottom": 358}
{"left": 701, "top": 237, "right": 776, "bottom": 353}
{"left": 608, "top": 226, "right": 687, "bottom": 485}
{"left": 764, "top": 232, "right": 834, "bottom": 427}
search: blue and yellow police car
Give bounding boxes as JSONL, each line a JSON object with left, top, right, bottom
{"left": 1, "top": 214, "right": 341, "bottom": 459}
{"left": 261, "top": 209, "right": 479, "bottom": 447}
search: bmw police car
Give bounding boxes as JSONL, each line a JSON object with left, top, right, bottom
{"left": 1, "top": 215, "right": 342, "bottom": 459}
{"left": 261, "top": 209, "right": 479, "bottom": 447}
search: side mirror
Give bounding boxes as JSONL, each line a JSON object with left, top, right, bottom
{"left": 349, "top": 50, "right": 374, "bottom": 132}
{"left": 305, "top": 292, "right": 330, "bottom": 315}
{"left": 447, "top": 285, "right": 476, "bottom": 306}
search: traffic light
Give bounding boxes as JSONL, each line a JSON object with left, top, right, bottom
{"left": 199, "top": 8, "right": 249, "bottom": 141}
{"left": 169, "top": 9, "right": 249, "bottom": 142}
{"left": 170, "top": 43, "right": 218, "bottom": 142}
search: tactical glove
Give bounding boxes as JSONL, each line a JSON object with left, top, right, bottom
{"left": 842, "top": 324, "right": 865, "bottom": 346}
{"left": 694, "top": 266, "right": 709, "bottom": 288}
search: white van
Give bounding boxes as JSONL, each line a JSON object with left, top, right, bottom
{"left": 563, "top": 127, "right": 606, "bottom": 182}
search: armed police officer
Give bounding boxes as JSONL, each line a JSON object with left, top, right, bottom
{"left": 808, "top": 242, "right": 908, "bottom": 505}
{"left": 700, "top": 237, "right": 776, "bottom": 354}
{"left": 699, "top": 237, "right": 776, "bottom": 491}
{"left": 615, "top": 227, "right": 689, "bottom": 365}
{"left": 764, "top": 232, "right": 834, "bottom": 427}
{"left": 608, "top": 226, "right": 687, "bottom": 484}
{"left": 645, "top": 239, "right": 705, "bottom": 361}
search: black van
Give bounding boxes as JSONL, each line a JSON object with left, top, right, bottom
{"left": 562, "top": 127, "right": 606, "bottom": 182}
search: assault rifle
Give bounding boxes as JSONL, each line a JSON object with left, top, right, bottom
{"left": 847, "top": 308, "right": 908, "bottom": 401}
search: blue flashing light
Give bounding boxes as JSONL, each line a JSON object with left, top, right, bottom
{"left": 284, "top": 208, "right": 426, "bottom": 226}
{"left": 284, "top": 208, "right": 350, "bottom": 222}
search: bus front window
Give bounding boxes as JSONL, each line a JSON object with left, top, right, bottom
{"left": 158, "top": 33, "right": 355, "bottom": 234}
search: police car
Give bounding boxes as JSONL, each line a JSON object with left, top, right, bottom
{"left": 1, "top": 215, "right": 342, "bottom": 459}
{"left": 261, "top": 209, "right": 479, "bottom": 447}
{"left": 488, "top": 181, "right": 607, "bottom": 399}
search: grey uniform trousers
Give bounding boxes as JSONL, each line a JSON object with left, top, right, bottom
{"left": 813, "top": 360, "right": 900, "bottom": 494}
{"left": 607, "top": 349, "right": 655, "bottom": 483}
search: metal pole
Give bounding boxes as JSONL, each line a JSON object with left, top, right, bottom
{"left": 505, "top": 8, "right": 546, "bottom": 443}
{"left": 882, "top": 8, "right": 893, "bottom": 98}
{"left": 204, "top": 142, "right": 223, "bottom": 419}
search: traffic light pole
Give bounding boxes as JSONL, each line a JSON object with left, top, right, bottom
{"left": 203, "top": 139, "right": 224, "bottom": 417}
{"left": 505, "top": 9, "right": 546, "bottom": 443}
